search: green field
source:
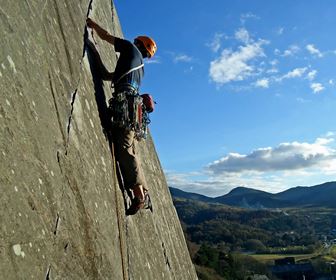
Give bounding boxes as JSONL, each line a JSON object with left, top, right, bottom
{"left": 323, "top": 244, "right": 336, "bottom": 262}
{"left": 331, "top": 245, "right": 336, "bottom": 256}
{"left": 249, "top": 245, "right": 336, "bottom": 264}
{"left": 173, "top": 198, "right": 336, "bottom": 278}
{"left": 249, "top": 252, "right": 319, "bottom": 263}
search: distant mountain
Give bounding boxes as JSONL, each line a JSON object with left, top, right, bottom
{"left": 169, "top": 187, "right": 213, "bottom": 203}
{"left": 274, "top": 181, "right": 336, "bottom": 208}
{"left": 169, "top": 181, "right": 336, "bottom": 209}
{"left": 213, "top": 187, "right": 288, "bottom": 208}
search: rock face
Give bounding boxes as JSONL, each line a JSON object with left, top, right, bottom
{"left": 0, "top": 1, "right": 197, "bottom": 279}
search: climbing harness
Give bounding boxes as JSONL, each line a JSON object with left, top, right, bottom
{"left": 110, "top": 64, "right": 154, "bottom": 140}
{"left": 109, "top": 92, "right": 153, "bottom": 140}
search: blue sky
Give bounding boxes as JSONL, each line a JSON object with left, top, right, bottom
{"left": 114, "top": 0, "right": 336, "bottom": 196}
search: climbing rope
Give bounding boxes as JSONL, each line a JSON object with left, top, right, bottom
{"left": 83, "top": 1, "right": 128, "bottom": 279}
{"left": 110, "top": 139, "right": 129, "bottom": 280}
{"left": 109, "top": 2, "right": 129, "bottom": 279}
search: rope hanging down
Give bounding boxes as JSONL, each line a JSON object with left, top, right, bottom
{"left": 108, "top": 1, "right": 129, "bottom": 279}
{"left": 110, "top": 140, "right": 129, "bottom": 280}
{"left": 85, "top": 1, "right": 129, "bottom": 279}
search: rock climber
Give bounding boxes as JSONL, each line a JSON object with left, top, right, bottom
{"left": 86, "top": 17, "right": 157, "bottom": 215}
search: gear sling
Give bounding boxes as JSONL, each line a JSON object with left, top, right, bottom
{"left": 109, "top": 64, "right": 154, "bottom": 139}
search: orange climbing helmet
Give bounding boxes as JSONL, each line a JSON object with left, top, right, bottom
{"left": 134, "top": 36, "right": 157, "bottom": 58}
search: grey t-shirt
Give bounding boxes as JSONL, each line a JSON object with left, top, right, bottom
{"left": 113, "top": 37, "right": 144, "bottom": 91}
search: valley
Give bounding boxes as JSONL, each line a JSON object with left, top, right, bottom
{"left": 170, "top": 183, "right": 336, "bottom": 279}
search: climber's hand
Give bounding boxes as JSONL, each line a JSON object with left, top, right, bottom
{"left": 86, "top": 18, "right": 96, "bottom": 29}
{"left": 85, "top": 18, "right": 114, "bottom": 45}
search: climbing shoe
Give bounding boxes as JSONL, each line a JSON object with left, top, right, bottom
{"left": 126, "top": 192, "right": 152, "bottom": 215}
{"left": 126, "top": 196, "right": 145, "bottom": 216}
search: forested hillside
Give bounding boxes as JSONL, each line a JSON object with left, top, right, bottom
{"left": 172, "top": 197, "right": 336, "bottom": 279}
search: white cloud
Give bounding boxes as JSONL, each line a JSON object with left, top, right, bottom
{"left": 207, "top": 33, "right": 224, "bottom": 53}
{"left": 286, "top": 67, "right": 308, "bottom": 78}
{"left": 274, "top": 45, "right": 300, "bottom": 57}
{"left": 306, "top": 70, "right": 317, "bottom": 81}
{"left": 306, "top": 44, "right": 323, "bottom": 57}
{"left": 329, "top": 79, "right": 334, "bottom": 85}
{"left": 267, "top": 68, "right": 278, "bottom": 74}
{"left": 235, "top": 28, "right": 250, "bottom": 44}
{"left": 166, "top": 170, "right": 285, "bottom": 196}
{"left": 326, "top": 131, "right": 336, "bottom": 137}
{"left": 208, "top": 137, "right": 336, "bottom": 174}
{"left": 174, "top": 54, "right": 193, "bottom": 63}
{"left": 184, "top": 66, "right": 194, "bottom": 73}
{"left": 165, "top": 171, "right": 232, "bottom": 197}
{"left": 283, "top": 45, "right": 300, "bottom": 57}
{"left": 167, "top": 136, "right": 336, "bottom": 196}
{"left": 240, "top": 13, "right": 259, "bottom": 24}
{"left": 209, "top": 40, "right": 267, "bottom": 85}
{"left": 278, "top": 67, "right": 308, "bottom": 81}
{"left": 310, "top": 82, "right": 324, "bottom": 93}
{"left": 277, "top": 27, "right": 284, "bottom": 35}
{"left": 270, "top": 59, "right": 278, "bottom": 66}
{"left": 297, "top": 97, "right": 311, "bottom": 103}
{"left": 267, "top": 60, "right": 278, "bottom": 74}
{"left": 255, "top": 78, "right": 269, "bottom": 88}
{"left": 145, "top": 57, "right": 161, "bottom": 64}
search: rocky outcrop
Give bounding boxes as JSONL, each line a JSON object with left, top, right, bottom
{"left": 0, "top": 1, "right": 197, "bottom": 279}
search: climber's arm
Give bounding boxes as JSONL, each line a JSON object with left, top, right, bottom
{"left": 86, "top": 18, "right": 115, "bottom": 45}
{"left": 102, "top": 71, "right": 114, "bottom": 81}
{"left": 86, "top": 39, "right": 114, "bottom": 81}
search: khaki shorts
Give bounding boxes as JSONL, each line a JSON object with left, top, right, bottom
{"left": 112, "top": 127, "right": 146, "bottom": 190}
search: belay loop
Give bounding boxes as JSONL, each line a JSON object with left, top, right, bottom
{"left": 109, "top": 92, "right": 154, "bottom": 140}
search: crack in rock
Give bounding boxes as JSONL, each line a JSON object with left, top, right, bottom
{"left": 45, "top": 265, "right": 51, "bottom": 280}
{"left": 64, "top": 242, "right": 69, "bottom": 252}
{"left": 53, "top": 213, "right": 60, "bottom": 235}
{"left": 65, "top": 88, "right": 78, "bottom": 154}
{"left": 161, "top": 242, "right": 171, "bottom": 270}
{"left": 65, "top": 0, "right": 95, "bottom": 155}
